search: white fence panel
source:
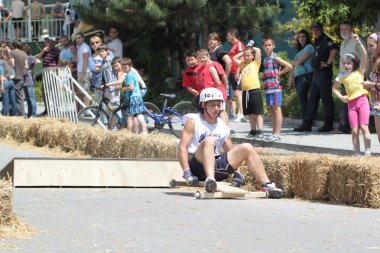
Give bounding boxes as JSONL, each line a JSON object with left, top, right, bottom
{"left": 42, "top": 67, "right": 79, "bottom": 123}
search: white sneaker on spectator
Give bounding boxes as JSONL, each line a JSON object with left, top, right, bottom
{"left": 233, "top": 114, "right": 244, "bottom": 122}
{"left": 264, "top": 134, "right": 282, "bottom": 142}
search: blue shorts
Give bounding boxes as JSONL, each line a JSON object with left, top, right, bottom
{"left": 188, "top": 153, "right": 235, "bottom": 181}
{"left": 127, "top": 96, "right": 145, "bottom": 116}
{"left": 266, "top": 91, "right": 282, "bottom": 106}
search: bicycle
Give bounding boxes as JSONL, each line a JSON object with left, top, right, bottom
{"left": 77, "top": 87, "right": 117, "bottom": 129}
{"left": 108, "top": 93, "right": 197, "bottom": 138}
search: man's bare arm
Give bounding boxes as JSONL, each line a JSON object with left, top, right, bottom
{"left": 178, "top": 119, "right": 195, "bottom": 171}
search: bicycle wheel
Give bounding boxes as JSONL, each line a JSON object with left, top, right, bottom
{"left": 168, "top": 112, "right": 184, "bottom": 138}
{"left": 143, "top": 102, "right": 161, "bottom": 132}
{"left": 172, "top": 101, "right": 197, "bottom": 115}
{"left": 78, "top": 105, "right": 109, "bottom": 129}
{"left": 108, "top": 107, "right": 127, "bottom": 130}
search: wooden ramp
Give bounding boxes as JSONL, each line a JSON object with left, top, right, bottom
{"left": 0, "top": 158, "right": 183, "bottom": 187}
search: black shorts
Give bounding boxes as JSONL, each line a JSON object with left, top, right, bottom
{"left": 242, "top": 89, "right": 264, "bottom": 115}
{"left": 189, "top": 153, "right": 235, "bottom": 181}
{"left": 13, "top": 18, "right": 23, "bottom": 29}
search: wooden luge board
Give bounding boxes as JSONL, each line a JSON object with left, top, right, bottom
{"left": 169, "top": 179, "right": 268, "bottom": 199}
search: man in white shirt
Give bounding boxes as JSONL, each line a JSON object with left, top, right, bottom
{"left": 11, "top": 0, "right": 24, "bottom": 39}
{"left": 75, "top": 32, "right": 92, "bottom": 106}
{"left": 107, "top": 26, "right": 123, "bottom": 58}
{"left": 178, "top": 87, "right": 283, "bottom": 198}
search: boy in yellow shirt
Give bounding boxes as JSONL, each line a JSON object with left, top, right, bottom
{"left": 233, "top": 46, "right": 264, "bottom": 138}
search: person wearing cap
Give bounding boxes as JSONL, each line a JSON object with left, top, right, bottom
{"left": 294, "top": 23, "right": 338, "bottom": 132}
{"left": 177, "top": 87, "right": 283, "bottom": 198}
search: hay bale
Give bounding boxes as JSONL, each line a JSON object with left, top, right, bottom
{"left": 241, "top": 154, "right": 292, "bottom": 197}
{"left": 290, "top": 154, "right": 333, "bottom": 201}
{"left": 0, "top": 179, "right": 33, "bottom": 240}
{"left": 329, "top": 157, "right": 380, "bottom": 208}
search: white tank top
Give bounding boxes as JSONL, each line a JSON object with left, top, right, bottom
{"left": 184, "top": 113, "right": 230, "bottom": 156}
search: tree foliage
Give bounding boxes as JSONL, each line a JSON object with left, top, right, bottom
{"left": 284, "top": 0, "right": 377, "bottom": 45}
{"left": 77, "top": 0, "right": 282, "bottom": 99}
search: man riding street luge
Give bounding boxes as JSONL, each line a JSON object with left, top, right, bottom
{"left": 177, "top": 87, "right": 283, "bottom": 198}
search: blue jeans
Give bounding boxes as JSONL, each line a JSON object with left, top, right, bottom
{"left": 23, "top": 85, "right": 37, "bottom": 117}
{"left": 2, "top": 80, "right": 17, "bottom": 116}
{"left": 294, "top": 73, "right": 312, "bottom": 120}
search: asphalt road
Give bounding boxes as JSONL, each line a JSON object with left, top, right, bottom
{"left": 2, "top": 188, "right": 380, "bottom": 253}
{"left": 1, "top": 143, "right": 380, "bottom": 253}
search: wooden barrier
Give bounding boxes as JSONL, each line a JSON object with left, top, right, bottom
{"left": 0, "top": 158, "right": 183, "bottom": 187}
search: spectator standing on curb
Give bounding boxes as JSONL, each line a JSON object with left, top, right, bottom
{"left": 332, "top": 34, "right": 370, "bottom": 156}
{"left": 335, "top": 21, "right": 365, "bottom": 134}
{"left": 290, "top": 29, "right": 314, "bottom": 121}
{"left": 233, "top": 46, "right": 264, "bottom": 139}
{"left": 362, "top": 32, "right": 380, "bottom": 143}
{"left": 182, "top": 51, "right": 201, "bottom": 110}
{"left": 208, "top": 32, "right": 231, "bottom": 101}
{"left": 226, "top": 28, "right": 245, "bottom": 122}
{"left": 10, "top": 40, "right": 28, "bottom": 116}
{"left": 122, "top": 58, "right": 147, "bottom": 134}
{"left": 89, "top": 35, "right": 112, "bottom": 102}
{"left": 0, "top": 47, "right": 17, "bottom": 116}
{"left": 23, "top": 45, "right": 40, "bottom": 118}
{"left": 67, "top": 43, "right": 78, "bottom": 80}
{"left": 58, "top": 35, "right": 72, "bottom": 67}
{"left": 197, "top": 49, "right": 229, "bottom": 125}
{"left": 36, "top": 37, "right": 60, "bottom": 116}
{"left": 75, "top": 32, "right": 92, "bottom": 107}
{"left": 262, "top": 37, "right": 293, "bottom": 142}
{"left": 294, "top": 23, "right": 338, "bottom": 132}
{"left": 107, "top": 26, "right": 123, "bottom": 58}
{"left": 11, "top": 0, "right": 25, "bottom": 40}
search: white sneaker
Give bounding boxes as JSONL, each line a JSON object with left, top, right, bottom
{"left": 364, "top": 150, "right": 371, "bottom": 157}
{"left": 232, "top": 114, "right": 244, "bottom": 122}
{"left": 264, "top": 134, "right": 282, "bottom": 142}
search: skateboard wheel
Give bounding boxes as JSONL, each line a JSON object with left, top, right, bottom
{"left": 194, "top": 191, "right": 202, "bottom": 199}
{"left": 169, "top": 179, "right": 176, "bottom": 188}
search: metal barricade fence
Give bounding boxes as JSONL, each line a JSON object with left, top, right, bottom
{"left": 0, "top": 18, "right": 66, "bottom": 42}
{"left": 42, "top": 67, "right": 93, "bottom": 123}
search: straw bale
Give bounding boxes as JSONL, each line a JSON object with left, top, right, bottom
{"left": 290, "top": 154, "right": 333, "bottom": 200}
{"left": 241, "top": 154, "right": 292, "bottom": 197}
{"left": 329, "top": 157, "right": 380, "bottom": 208}
{"left": 0, "top": 179, "right": 33, "bottom": 240}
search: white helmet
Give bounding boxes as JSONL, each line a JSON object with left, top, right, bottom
{"left": 199, "top": 87, "right": 224, "bottom": 104}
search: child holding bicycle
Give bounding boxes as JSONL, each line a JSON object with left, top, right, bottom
{"left": 97, "top": 45, "right": 120, "bottom": 106}
{"left": 121, "top": 58, "right": 148, "bottom": 134}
